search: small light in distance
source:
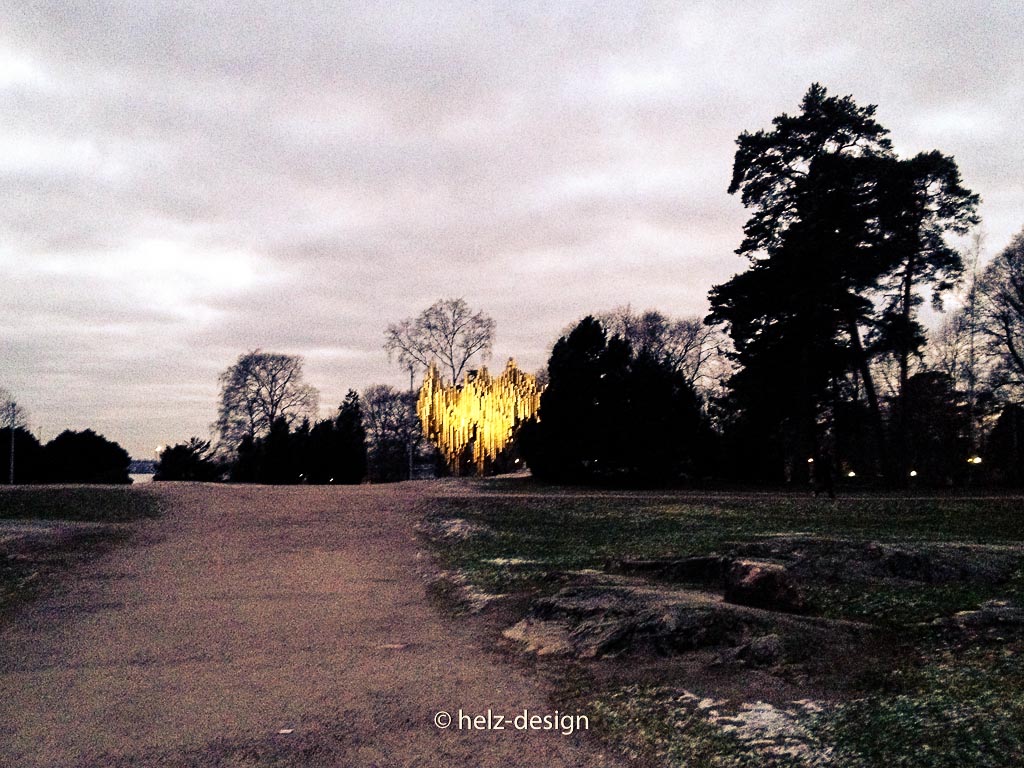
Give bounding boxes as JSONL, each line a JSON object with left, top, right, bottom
{"left": 847, "top": 471, "right": 856, "bottom": 478}
{"left": 909, "top": 470, "right": 918, "bottom": 477}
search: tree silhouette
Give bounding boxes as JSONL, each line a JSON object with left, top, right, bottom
{"left": 385, "top": 298, "right": 495, "bottom": 385}
{"left": 520, "top": 316, "right": 706, "bottom": 485}
{"left": 980, "top": 228, "right": 1024, "bottom": 398}
{"left": 155, "top": 438, "right": 220, "bottom": 481}
{"left": 335, "top": 390, "right": 369, "bottom": 484}
{"left": 215, "top": 350, "right": 319, "bottom": 451}
{"left": 708, "top": 83, "right": 977, "bottom": 484}
{"left": 43, "top": 430, "right": 131, "bottom": 484}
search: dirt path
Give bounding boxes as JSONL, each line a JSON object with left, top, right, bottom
{"left": 0, "top": 483, "right": 620, "bottom": 768}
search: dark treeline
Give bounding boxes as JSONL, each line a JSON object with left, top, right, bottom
{"left": 157, "top": 350, "right": 431, "bottom": 485}
{"left": 519, "top": 316, "right": 714, "bottom": 486}
{"left": 1, "top": 428, "right": 131, "bottom": 484}
{"left": 32, "top": 84, "right": 1022, "bottom": 491}
{"left": 517, "top": 85, "right": 1024, "bottom": 489}
{"left": 157, "top": 390, "right": 369, "bottom": 484}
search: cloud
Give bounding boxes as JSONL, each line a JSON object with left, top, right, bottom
{"left": 1, "top": 0, "right": 1022, "bottom": 455}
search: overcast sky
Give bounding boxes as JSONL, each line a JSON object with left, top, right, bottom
{"left": 2, "top": 1, "right": 1022, "bottom": 458}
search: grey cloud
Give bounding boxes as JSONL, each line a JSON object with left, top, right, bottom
{"left": 1, "top": 0, "right": 1022, "bottom": 456}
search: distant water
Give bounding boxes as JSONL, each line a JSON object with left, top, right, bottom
{"left": 130, "top": 473, "right": 155, "bottom": 484}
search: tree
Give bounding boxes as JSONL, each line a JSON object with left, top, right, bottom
{"left": 980, "top": 228, "right": 1024, "bottom": 398}
{"left": 42, "top": 430, "right": 131, "bottom": 484}
{"left": 869, "top": 152, "right": 979, "bottom": 472}
{"left": 1, "top": 388, "right": 28, "bottom": 484}
{"left": 155, "top": 438, "right": 221, "bottom": 481}
{"left": 215, "top": 351, "right": 319, "bottom": 450}
{"left": 385, "top": 298, "right": 496, "bottom": 385}
{"left": 362, "top": 385, "right": 422, "bottom": 482}
{"left": 599, "top": 307, "right": 720, "bottom": 390}
{"left": 0, "top": 427, "right": 43, "bottom": 484}
{"left": 708, "top": 83, "right": 977, "bottom": 484}
{"left": 334, "top": 389, "right": 368, "bottom": 484}
{"left": 709, "top": 85, "right": 898, "bottom": 482}
{"left": 520, "top": 316, "right": 707, "bottom": 485}
{"left": 900, "top": 371, "right": 970, "bottom": 484}
{"left": 986, "top": 404, "right": 1024, "bottom": 486}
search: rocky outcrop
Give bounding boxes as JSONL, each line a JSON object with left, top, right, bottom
{"left": 935, "top": 599, "right": 1024, "bottom": 638}
{"left": 733, "top": 537, "right": 1021, "bottom": 586}
{"left": 503, "top": 577, "right": 867, "bottom": 660}
{"left": 613, "top": 555, "right": 730, "bottom": 584}
{"left": 505, "top": 582, "right": 752, "bottom": 658}
{"left": 724, "top": 560, "right": 806, "bottom": 613}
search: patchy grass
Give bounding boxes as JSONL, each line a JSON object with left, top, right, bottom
{"left": 584, "top": 685, "right": 812, "bottom": 768}
{"left": 1, "top": 487, "right": 160, "bottom": 620}
{"left": 0, "top": 486, "right": 161, "bottom": 522}
{"left": 426, "top": 493, "right": 1024, "bottom": 607}
{"left": 813, "top": 643, "right": 1024, "bottom": 768}
{"left": 422, "top": 486, "right": 1024, "bottom": 767}
{"left": 808, "top": 575, "right": 1024, "bottom": 628}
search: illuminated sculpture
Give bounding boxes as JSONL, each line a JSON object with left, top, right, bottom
{"left": 417, "top": 358, "right": 542, "bottom": 475}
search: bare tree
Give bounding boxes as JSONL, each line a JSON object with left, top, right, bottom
{"left": 361, "top": 384, "right": 422, "bottom": 481}
{"left": 929, "top": 307, "right": 974, "bottom": 385}
{"left": 215, "top": 351, "right": 319, "bottom": 449}
{"left": 599, "top": 307, "right": 721, "bottom": 388}
{"left": 1, "top": 388, "right": 28, "bottom": 485}
{"left": 980, "top": 228, "right": 1024, "bottom": 398}
{"left": 385, "top": 298, "right": 495, "bottom": 385}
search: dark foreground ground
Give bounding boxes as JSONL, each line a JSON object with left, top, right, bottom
{"left": 3, "top": 481, "right": 1024, "bottom": 768}
{"left": 424, "top": 479, "right": 1024, "bottom": 768}
{"left": 0, "top": 483, "right": 621, "bottom": 768}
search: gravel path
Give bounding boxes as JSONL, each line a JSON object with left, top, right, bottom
{"left": 0, "top": 483, "right": 619, "bottom": 767}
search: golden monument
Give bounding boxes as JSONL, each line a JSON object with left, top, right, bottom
{"left": 417, "top": 359, "right": 542, "bottom": 475}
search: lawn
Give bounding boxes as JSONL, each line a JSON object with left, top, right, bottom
{"left": 0, "top": 486, "right": 161, "bottom": 522}
{"left": 0, "top": 486, "right": 160, "bottom": 619}
{"left": 422, "top": 483, "right": 1024, "bottom": 767}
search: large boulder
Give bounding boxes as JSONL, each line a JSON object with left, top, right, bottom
{"left": 724, "top": 560, "right": 806, "bottom": 613}
{"left": 734, "top": 537, "right": 1021, "bottom": 586}
{"left": 504, "top": 577, "right": 869, "bottom": 661}
{"left": 504, "top": 582, "right": 759, "bottom": 658}
{"left": 936, "top": 599, "right": 1024, "bottom": 637}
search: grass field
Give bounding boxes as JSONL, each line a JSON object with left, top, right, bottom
{"left": 423, "top": 482, "right": 1024, "bottom": 767}
{"left": 0, "top": 486, "right": 161, "bottom": 522}
{"left": 0, "top": 486, "right": 160, "bottom": 619}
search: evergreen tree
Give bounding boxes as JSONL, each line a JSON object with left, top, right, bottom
{"left": 521, "top": 316, "right": 706, "bottom": 485}
{"left": 708, "top": 84, "right": 977, "bottom": 484}
{"left": 43, "top": 430, "right": 131, "bottom": 484}
{"left": 335, "top": 390, "right": 368, "bottom": 484}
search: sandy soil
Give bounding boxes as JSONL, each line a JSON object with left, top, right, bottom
{"left": 0, "top": 483, "right": 622, "bottom": 768}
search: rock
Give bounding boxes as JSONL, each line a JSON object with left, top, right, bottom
{"left": 735, "top": 536, "right": 1022, "bottom": 586}
{"left": 505, "top": 577, "right": 869, "bottom": 660}
{"left": 941, "top": 599, "right": 1024, "bottom": 631}
{"left": 718, "top": 633, "right": 785, "bottom": 667}
{"left": 507, "top": 582, "right": 756, "bottom": 658}
{"left": 724, "top": 560, "right": 806, "bottom": 614}
{"left": 613, "top": 555, "right": 729, "bottom": 584}
{"left": 743, "top": 634, "right": 785, "bottom": 666}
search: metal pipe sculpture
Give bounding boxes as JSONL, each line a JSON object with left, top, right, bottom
{"left": 417, "top": 358, "right": 541, "bottom": 475}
